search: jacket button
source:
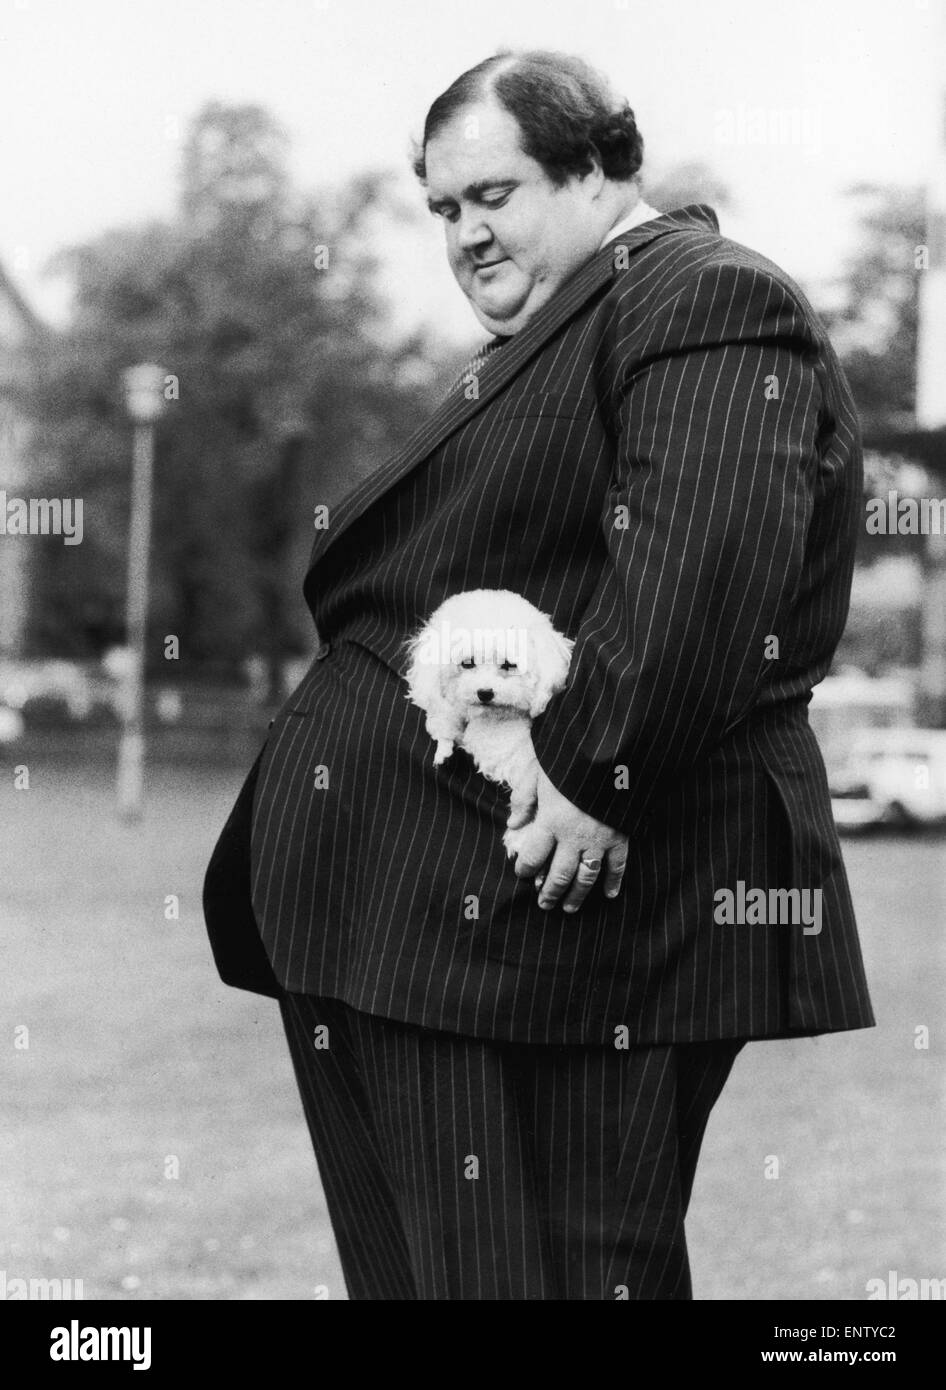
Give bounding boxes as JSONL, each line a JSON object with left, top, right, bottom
{"left": 315, "top": 640, "right": 332, "bottom": 661}
{"left": 267, "top": 718, "right": 275, "bottom": 730}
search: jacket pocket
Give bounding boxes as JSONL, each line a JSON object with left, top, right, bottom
{"left": 753, "top": 724, "right": 842, "bottom": 894}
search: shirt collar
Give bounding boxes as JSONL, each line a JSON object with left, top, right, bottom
{"left": 599, "top": 199, "right": 662, "bottom": 248}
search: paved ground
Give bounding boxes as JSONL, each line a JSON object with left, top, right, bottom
{"left": 2, "top": 757, "right": 943, "bottom": 1300}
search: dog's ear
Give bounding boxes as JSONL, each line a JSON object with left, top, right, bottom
{"left": 528, "top": 625, "right": 575, "bottom": 716}
{"left": 404, "top": 627, "right": 446, "bottom": 715}
{"left": 405, "top": 627, "right": 468, "bottom": 753}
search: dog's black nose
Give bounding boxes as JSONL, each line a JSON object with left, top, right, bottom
{"left": 476, "top": 688, "right": 494, "bottom": 703}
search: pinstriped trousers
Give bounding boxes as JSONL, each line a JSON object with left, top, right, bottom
{"left": 279, "top": 992, "right": 744, "bottom": 1301}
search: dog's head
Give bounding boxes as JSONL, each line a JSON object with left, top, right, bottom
{"left": 404, "top": 589, "right": 574, "bottom": 720}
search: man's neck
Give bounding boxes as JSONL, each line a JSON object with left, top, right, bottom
{"left": 605, "top": 191, "right": 642, "bottom": 229}
{"left": 599, "top": 190, "right": 660, "bottom": 248}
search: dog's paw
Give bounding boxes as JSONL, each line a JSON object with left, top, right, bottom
{"left": 503, "top": 825, "right": 527, "bottom": 860}
{"left": 505, "top": 800, "right": 536, "bottom": 831}
{"left": 433, "top": 739, "right": 454, "bottom": 766}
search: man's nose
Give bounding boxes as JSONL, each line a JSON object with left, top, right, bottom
{"left": 476, "top": 688, "right": 494, "bottom": 704}
{"left": 455, "top": 212, "right": 492, "bottom": 254}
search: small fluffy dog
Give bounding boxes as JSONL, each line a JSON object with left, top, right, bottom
{"left": 404, "top": 590, "right": 574, "bottom": 856}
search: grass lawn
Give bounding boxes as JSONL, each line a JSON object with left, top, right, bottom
{"left": 2, "top": 755, "right": 944, "bottom": 1300}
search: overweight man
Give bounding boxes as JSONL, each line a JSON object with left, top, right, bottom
{"left": 204, "top": 48, "right": 875, "bottom": 1300}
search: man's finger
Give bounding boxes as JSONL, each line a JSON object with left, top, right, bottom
{"left": 557, "top": 853, "right": 605, "bottom": 913}
{"left": 536, "top": 845, "right": 581, "bottom": 909}
{"left": 602, "top": 840, "right": 629, "bottom": 899}
{"left": 511, "top": 823, "right": 556, "bottom": 879}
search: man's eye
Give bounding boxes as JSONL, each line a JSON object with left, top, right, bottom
{"left": 500, "top": 661, "right": 517, "bottom": 671}
{"left": 482, "top": 192, "right": 511, "bottom": 209}
{"left": 459, "top": 658, "right": 475, "bottom": 669}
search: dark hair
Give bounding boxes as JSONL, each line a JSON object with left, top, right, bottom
{"left": 411, "top": 50, "right": 643, "bottom": 188}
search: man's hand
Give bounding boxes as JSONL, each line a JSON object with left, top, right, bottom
{"left": 510, "top": 766, "right": 628, "bottom": 913}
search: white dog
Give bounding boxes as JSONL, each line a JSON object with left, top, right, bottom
{"left": 404, "top": 589, "right": 574, "bottom": 857}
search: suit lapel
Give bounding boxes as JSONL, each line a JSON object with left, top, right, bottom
{"left": 307, "top": 206, "right": 717, "bottom": 571}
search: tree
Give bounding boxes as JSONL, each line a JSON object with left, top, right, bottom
{"left": 644, "top": 160, "right": 733, "bottom": 214}
{"left": 27, "top": 102, "right": 440, "bottom": 688}
{"left": 820, "top": 183, "right": 924, "bottom": 442}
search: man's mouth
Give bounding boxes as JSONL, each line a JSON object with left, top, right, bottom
{"left": 473, "top": 258, "right": 507, "bottom": 274}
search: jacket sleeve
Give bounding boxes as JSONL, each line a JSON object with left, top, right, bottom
{"left": 528, "top": 261, "right": 823, "bottom": 837}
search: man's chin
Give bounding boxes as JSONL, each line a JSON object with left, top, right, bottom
{"left": 469, "top": 295, "right": 530, "bottom": 337}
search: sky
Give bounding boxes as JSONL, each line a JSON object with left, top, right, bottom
{"left": 1, "top": 0, "right": 942, "bottom": 346}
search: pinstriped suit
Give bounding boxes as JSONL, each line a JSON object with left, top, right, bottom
{"left": 277, "top": 991, "right": 744, "bottom": 1299}
{"left": 203, "top": 203, "right": 874, "bottom": 1297}
{"left": 229, "top": 203, "right": 873, "bottom": 1043}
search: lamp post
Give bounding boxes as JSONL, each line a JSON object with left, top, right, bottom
{"left": 117, "top": 363, "right": 165, "bottom": 820}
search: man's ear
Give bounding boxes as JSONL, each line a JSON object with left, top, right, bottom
{"left": 583, "top": 156, "right": 606, "bottom": 197}
{"left": 528, "top": 626, "right": 575, "bottom": 716}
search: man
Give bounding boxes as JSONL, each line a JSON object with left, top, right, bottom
{"left": 204, "top": 49, "right": 874, "bottom": 1300}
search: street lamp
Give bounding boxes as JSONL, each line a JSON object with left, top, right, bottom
{"left": 117, "top": 362, "right": 165, "bottom": 820}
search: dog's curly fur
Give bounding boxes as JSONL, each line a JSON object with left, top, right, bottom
{"left": 404, "top": 589, "right": 574, "bottom": 857}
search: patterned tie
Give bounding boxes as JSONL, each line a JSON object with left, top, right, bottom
{"left": 443, "top": 335, "right": 510, "bottom": 401}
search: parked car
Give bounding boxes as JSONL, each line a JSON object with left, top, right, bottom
{"left": 831, "top": 727, "right": 946, "bottom": 830}
{"left": 0, "top": 703, "right": 25, "bottom": 743}
{"left": 0, "top": 658, "right": 100, "bottom": 720}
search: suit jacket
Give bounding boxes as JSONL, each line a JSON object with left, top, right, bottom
{"left": 204, "top": 204, "right": 875, "bottom": 1044}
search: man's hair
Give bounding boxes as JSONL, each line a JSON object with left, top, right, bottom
{"left": 411, "top": 50, "right": 644, "bottom": 188}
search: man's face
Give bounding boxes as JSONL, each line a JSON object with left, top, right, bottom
{"left": 423, "top": 98, "right": 608, "bottom": 335}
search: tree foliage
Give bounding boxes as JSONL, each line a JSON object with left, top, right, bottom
{"left": 644, "top": 160, "right": 734, "bottom": 214}
{"left": 28, "top": 101, "right": 440, "bottom": 680}
{"left": 820, "top": 182, "right": 924, "bottom": 442}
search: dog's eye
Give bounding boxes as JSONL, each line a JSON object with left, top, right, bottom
{"left": 500, "top": 661, "right": 518, "bottom": 672}
{"left": 459, "top": 658, "right": 475, "bottom": 669}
